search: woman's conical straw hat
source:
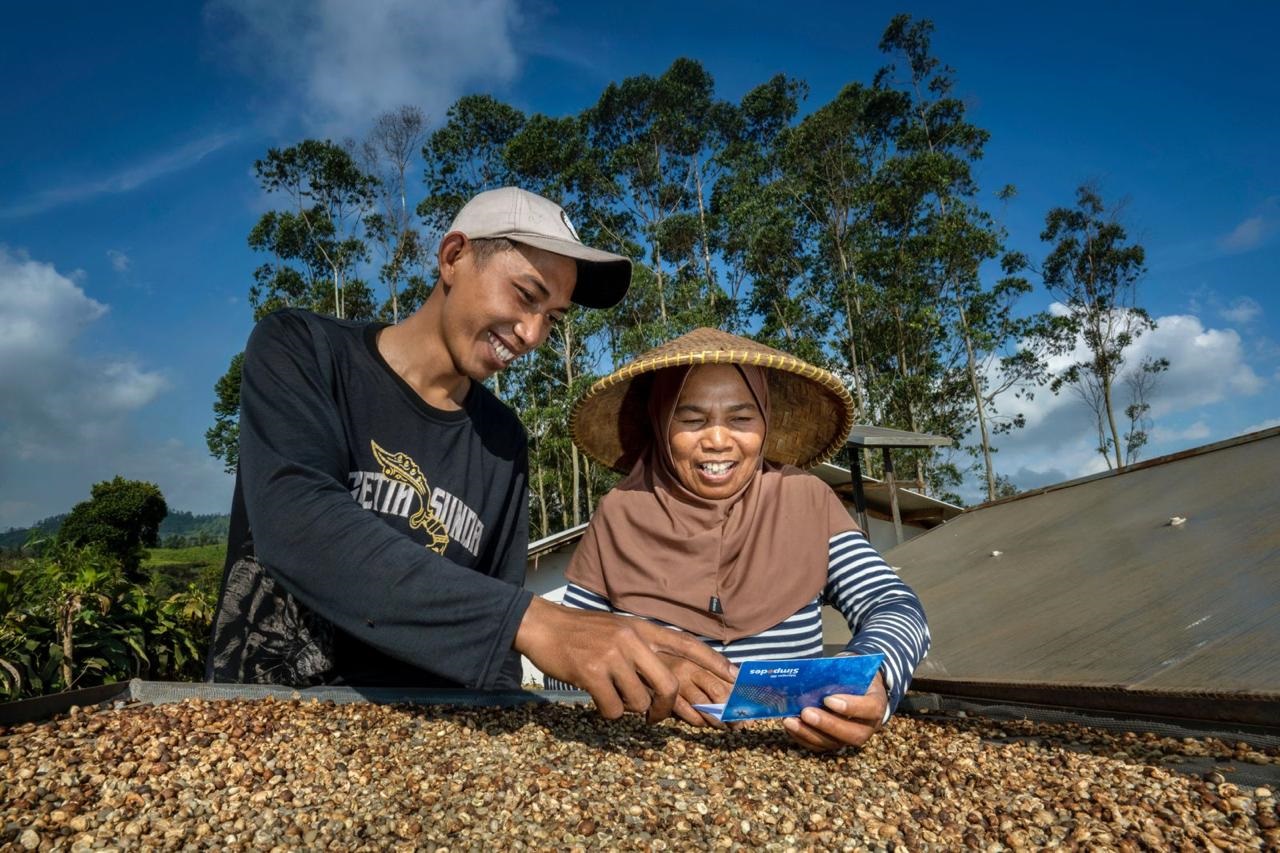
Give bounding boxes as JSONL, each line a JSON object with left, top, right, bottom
{"left": 571, "top": 327, "right": 855, "bottom": 474}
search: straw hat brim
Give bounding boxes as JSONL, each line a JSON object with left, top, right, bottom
{"left": 571, "top": 328, "right": 855, "bottom": 474}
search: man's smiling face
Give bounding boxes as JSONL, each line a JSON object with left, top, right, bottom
{"left": 439, "top": 236, "right": 576, "bottom": 381}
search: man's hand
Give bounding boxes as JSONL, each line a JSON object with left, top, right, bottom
{"left": 515, "top": 597, "right": 735, "bottom": 722}
{"left": 782, "top": 671, "right": 889, "bottom": 753}
{"left": 655, "top": 652, "right": 737, "bottom": 727}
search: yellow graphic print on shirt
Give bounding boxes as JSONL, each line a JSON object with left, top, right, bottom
{"left": 370, "top": 440, "right": 449, "bottom": 554}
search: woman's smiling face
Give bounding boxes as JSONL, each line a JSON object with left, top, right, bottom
{"left": 666, "top": 364, "right": 766, "bottom": 500}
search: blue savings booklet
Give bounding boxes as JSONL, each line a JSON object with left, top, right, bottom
{"left": 693, "top": 653, "right": 885, "bottom": 722}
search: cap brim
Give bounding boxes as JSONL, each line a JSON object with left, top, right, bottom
{"left": 506, "top": 233, "right": 632, "bottom": 309}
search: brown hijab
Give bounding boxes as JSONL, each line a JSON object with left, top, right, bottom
{"left": 565, "top": 364, "right": 859, "bottom": 642}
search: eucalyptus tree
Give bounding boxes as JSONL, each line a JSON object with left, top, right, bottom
{"left": 714, "top": 74, "right": 835, "bottom": 363}
{"left": 1121, "top": 355, "right": 1169, "bottom": 464}
{"left": 713, "top": 75, "right": 803, "bottom": 314}
{"left": 362, "top": 105, "right": 430, "bottom": 322}
{"left": 505, "top": 113, "right": 617, "bottom": 531}
{"left": 416, "top": 94, "right": 526, "bottom": 234}
{"left": 208, "top": 139, "right": 380, "bottom": 473}
{"left": 874, "top": 14, "right": 1032, "bottom": 499}
{"left": 249, "top": 140, "right": 378, "bottom": 321}
{"left": 583, "top": 59, "right": 735, "bottom": 360}
{"left": 781, "top": 81, "right": 906, "bottom": 424}
{"left": 1037, "top": 184, "right": 1159, "bottom": 470}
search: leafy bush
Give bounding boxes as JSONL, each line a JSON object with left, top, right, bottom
{"left": 0, "top": 542, "right": 213, "bottom": 701}
{"left": 58, "top": 476, "right": 168, "bottom": 582}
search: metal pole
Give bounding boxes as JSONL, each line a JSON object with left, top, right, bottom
{"left": 883, "top": 447, "right": 903, "bottom": 545}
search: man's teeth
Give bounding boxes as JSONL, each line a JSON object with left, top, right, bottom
{"left": 700, "top": 461, "right": 733, "bottom": 475}
{"left": 490, "top": 334, "right": 515, "bottom": 363}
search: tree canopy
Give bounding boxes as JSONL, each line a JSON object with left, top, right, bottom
{"left": 56, "top": 477, "right": 169, "bottom": 581}
{"left": 210, "top": 14, "right": 1165, "bottom": 528}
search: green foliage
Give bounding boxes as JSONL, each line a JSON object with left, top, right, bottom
{"left": 57, "top": 477, "right": 168, "bottom": 583}
{"left": 248, "top": 140, "right": 378, "bottom": 322}
{"left": 209, "top": 15, "right": 1172, "bottom": 517}
{"left": 1034, "top": 184, "right": 1158, "bottom": 469}
{"left": 0, "top": 544, "right": 213, "bottom": 700}
{"left": 142, "top": 543, "right": 226, "bottom": 601}
{"left": 206, "top": 351, "right": 243, "bottom": 474}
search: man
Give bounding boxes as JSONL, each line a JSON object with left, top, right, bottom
{"left": 208, "top": 187, "right": 732, "bottom": 721}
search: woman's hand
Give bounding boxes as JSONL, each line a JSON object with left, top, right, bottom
{"left": 782, "top": 672, "right": 889, "bottom": 753}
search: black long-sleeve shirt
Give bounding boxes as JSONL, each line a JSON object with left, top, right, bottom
{"left": 206, "top": 309, "right": 532, "bottom": 689}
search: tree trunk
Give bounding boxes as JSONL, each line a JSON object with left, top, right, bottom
{"left": 958, "top": 304, "right": 996, "bottom": 501}
{"left": 1102, "top": 373, "right": 1124, "bottom": 470}
{"left": 529, "top": 381, "right": 547, "bottom": 537}
{"left": 893, "top": 306, "right": 929, "bottom": 491}
{"left": 535, "top": 458, "right": 548, "bottom": 539}
{"left": 570, "top": 445, "right": 581, "bottom": 528}
{"left": 655, "top": 240, "right": 667, "bottom": 325}
{"left": 562, "top": 325, "right": 581, "bottom": 526}
{"left": 838, "top": 256, "right": 867, "bottom": 423}
{"left": 58, "top": 597, "right": 78, "bottom": 689}
{"left": 692, "top": 157, "right": 717, "bottom": 288}
{"left": 555, "top": 464, "right": 566, "bottom": 532}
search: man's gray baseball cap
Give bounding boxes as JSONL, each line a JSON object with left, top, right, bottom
{"left": 448, "top": 187, "right": 632, "bottom": 309}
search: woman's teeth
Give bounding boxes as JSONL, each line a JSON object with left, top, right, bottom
{"left": 490, "top": 334, "right": 515, "bottom": 364}
{"left": 699, "top": 461, "right": 733, "bottom": 475}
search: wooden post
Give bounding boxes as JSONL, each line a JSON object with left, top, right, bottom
{"left": 883, "top": 447, "right": 904, "bottom": 545}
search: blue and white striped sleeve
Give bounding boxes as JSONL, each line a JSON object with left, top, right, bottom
{"left": 824, "top": 530, "right": 930, "bottom": 719}
{"left": 559, "top": 583, "right": 614, "bottom": 613}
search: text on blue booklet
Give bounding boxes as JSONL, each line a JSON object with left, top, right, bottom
{"left": 692, "top": 653, "right": 885, "bottom": 722}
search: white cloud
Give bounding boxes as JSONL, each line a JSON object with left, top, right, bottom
{"left": 0, "top": 247, "right": 107, "bottom": 364}
{"left": 0, "top": 247, "right": 169, "bottom": 451}
{"left": 106, "top": 249, "right": 131, "bottom": 273}
{"left": 208, "top": 0, "right": 521, "bottom": 135}
{"left": 0, "top": 132, "right": 240, "bottom": 219}
{"left": 1217, "top": 197, "right": 1279, "bottom": 254}
{"left": 1239, "top": 417, "right": 1280, "bottom": 435}
{"left": 1151, "top": 421, "right": 1211, "bottom": 443}
{"left": 1219, "top": 296, "right": 1262, "bottom": 325}
{"left": 1137, "top": 315, "right": 1265, "bottom": 413}
{"left": 978, "top": 309, "right": 1267, "bottom": 493}
{"left": 1219, "top": 216, "right": 1267, "bottom": 252}
{"left": 0, "top": 248, "right": 201, "bottom": 527}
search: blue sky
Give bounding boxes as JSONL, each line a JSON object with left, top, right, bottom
{"left": 1, "top": 1, "right": 1277, "bottom": 528}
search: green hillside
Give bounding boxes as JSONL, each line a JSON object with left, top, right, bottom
{"left": 143, "top": 543, "right": 227, "bottom": 600}
{"left": 1, "top": 510, "right": 230, "bottom": 552}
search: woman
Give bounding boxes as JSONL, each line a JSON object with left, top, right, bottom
{"left": 557, "top": 328, "right": 930, "bottom": 752}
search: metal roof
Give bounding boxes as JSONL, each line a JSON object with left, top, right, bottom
{"left": 846, "top": 425, "right": 953, "bottom": 448}
{"left": 811, "top": 462, "right": 963, "bottom": 526}
{"left": 890, "top": 427, "right": 1280, "bottom": 705}
{"left": 528, "top": 522, "right": 590, "bottom": 560}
